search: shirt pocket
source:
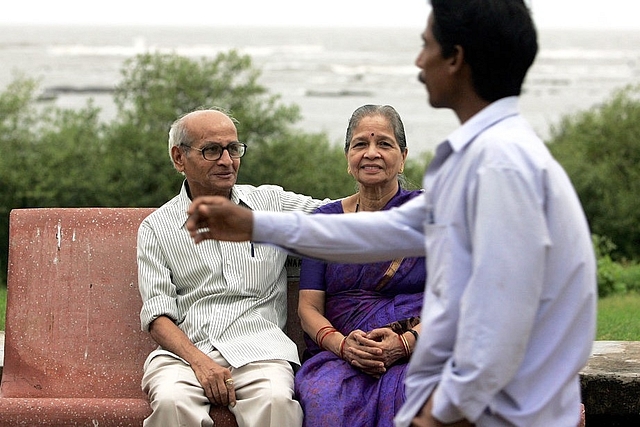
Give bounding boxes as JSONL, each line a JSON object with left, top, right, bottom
{"left": 241, "top": 243, "right": 287, "bottom": 296}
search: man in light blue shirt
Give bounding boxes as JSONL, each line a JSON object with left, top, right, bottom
{"left": 183, "top": 1, "right": 596, "bottom": 426}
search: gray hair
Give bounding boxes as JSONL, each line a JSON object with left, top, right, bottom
{"left": 343, "top": 104, "right": 407, "bottom": 154}
{"left": 167, "top": 107, "right": 236, "bottom": 165}
{"left": 343, "top": 104, "right": 408, "bottom": 188}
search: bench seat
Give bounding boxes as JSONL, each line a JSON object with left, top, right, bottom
{"left": 0, "top": 398, "right": 151, "bottom": 426}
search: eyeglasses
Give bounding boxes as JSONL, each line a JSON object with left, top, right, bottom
{"left": 181, "top": 142, "right": 247, "bottom": 161}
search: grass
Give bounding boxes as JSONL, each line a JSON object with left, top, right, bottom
{"left": 0, "top": 285, "right": 639, "bottom": 340}
{"left": 596, "top": 291, "right": 640, "bottom": 340}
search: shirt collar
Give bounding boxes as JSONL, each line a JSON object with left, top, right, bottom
{"left": 229, "top": 185, "right": 254, "bottom": 210}
{"left": 446, "top": 96, "right": 520, "bottom": 153}
{"left": 176, "top": 181, "right": 253, "bottom": 229}
{"left": 176, "top": 182, "right": 193, "bottom": 229}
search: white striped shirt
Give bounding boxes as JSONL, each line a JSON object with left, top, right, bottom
{"left": 138, "top": 182, "right": 325, "bottom": 368}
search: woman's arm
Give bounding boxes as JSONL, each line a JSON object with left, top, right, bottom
{"left": 299, "top": 289, "right": 389, "bottom": 376}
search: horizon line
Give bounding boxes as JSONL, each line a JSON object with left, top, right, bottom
{"left": 0, "top": 22, "right": 637, "bottom": 31}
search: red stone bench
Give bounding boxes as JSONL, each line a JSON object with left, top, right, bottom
{"left": 0, "top": 208, "right": 304, "bottom": 426}
{"left": 2, "top": 209, "right": 640, "bottom": 426}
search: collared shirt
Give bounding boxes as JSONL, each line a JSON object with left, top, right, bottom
{"left": 138, "top": 182, "right": 325, "bottom": 368}
{"left": 253, "top": 97, "right": 596, "bottom": 426}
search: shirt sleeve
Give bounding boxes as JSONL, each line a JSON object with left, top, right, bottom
{"left": 432, "top": 164, "right": 550, "bottom": 423}
{"left": 278, "top": 188, "right": 330, "bottom": 213}
{"left": 252, "top": 194, "right": 427, "bottom": 264}
{"left": 137, "top": 220, "right": 181, "bottom": 331}
{"left": 299, "top": 257, "right": 327, "bottom": 290}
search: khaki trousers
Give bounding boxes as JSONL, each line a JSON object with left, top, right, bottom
{"left": 142, "top": 351, "right": 303, "bottom": 427}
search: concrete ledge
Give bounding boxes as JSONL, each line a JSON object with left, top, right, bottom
{"left": 580, "top": 341, "right": 640, "bottom": 427}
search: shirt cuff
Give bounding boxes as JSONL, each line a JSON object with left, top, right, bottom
{"left": 394, "top": 376, "right": 438, "bottom": 427}
{"left": 432, "top": 385, "right": 467, "bottom": 424}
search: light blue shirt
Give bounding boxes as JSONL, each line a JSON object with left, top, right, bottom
{"left": 253, "top": 97, "right": 596, "bottom": 426}
{"left": 138, "top": 182, "right": 324, "bottom": 368}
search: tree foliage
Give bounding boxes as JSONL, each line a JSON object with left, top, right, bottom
{"left": 0, "top": 51, "right": 429, "bottom": 280}
{"left": 3, "top": 49, "right": 638, "bottom": 288}
{"left": 548, "top": 84, "right": 640, "bottom": 260}
{"left": 101, "top": 50, "right": 306, "bottom": 207}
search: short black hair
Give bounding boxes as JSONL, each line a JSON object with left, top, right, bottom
{"left": 430, "top": 0, "right": 538, "bottom": 102}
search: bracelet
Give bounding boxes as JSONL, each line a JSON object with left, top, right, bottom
{"left": 315, "top": 325, "right": 335, "bottom": 345}
{"left": 339, "top": 336, "right": 347, "bottom": 359}
{"left": 398, "top": 333, "right": 410, "bottom": 358}
{"left": 407, "top": 329, "right": 419, "bottom": 342}
{"left": 317, "top": 327, "right": 338, "bottom": 350}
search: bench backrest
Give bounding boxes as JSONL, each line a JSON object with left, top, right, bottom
{"left": 1, "top": 208, "right": 157, "bottom": 398}
{"left": 1, "top": 207, "right": 304, "bottom": 402}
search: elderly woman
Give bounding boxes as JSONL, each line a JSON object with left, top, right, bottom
{"left": 295, "top": 104, "right": 425, "bottom": 427}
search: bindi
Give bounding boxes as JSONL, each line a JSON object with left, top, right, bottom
{"left": 371, "top": 132, "right": 375, "bottom": 137}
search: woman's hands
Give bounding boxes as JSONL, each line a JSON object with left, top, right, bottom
{"left": 366, "top": 327, "right": 410, "bottom": 367}
{"left": 340, "top": 327, "right": 410, "bottom": 377}
{"left": 341, "top": 329, "right": 386, "bottom": 377}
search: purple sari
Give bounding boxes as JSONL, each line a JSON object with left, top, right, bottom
{"left": 295, "top": 188, "right": 426, "bottom": 427}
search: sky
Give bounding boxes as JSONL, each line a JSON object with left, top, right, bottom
{"left": 1, "top": 0, "right": 638, "bottom": 30}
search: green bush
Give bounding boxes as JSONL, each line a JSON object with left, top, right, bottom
{"left": 594, "top": 234, "right": 626, "bottom": 297}
{"left": 593, "top": 234, "right": 640, "bottom": 297}
{"left": 0, "top": 52, "right": 326, "bottom": 278}
{"left": 615, "top": 263, "right": 640, "bottom": 294}
{"left": 101, "top": 50, "right": 311, "bottom": 207}
{"left": 0, "top": 51, "right": 429, "bottom": 279}
{"left": 548, "top": 84, "right": 640, "bottom": 261}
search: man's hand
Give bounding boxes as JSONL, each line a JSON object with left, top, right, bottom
{"left": 186, "top": 196, "right": 253, "bottom": 243}
{"left": 148, "top": 316, "right": 237, "bottom": 407}
{"left": 190, "top": 353, "right": 236, "bottom": 408}
{"left": 411, "top": 394, "right": 474, "bottom": 427}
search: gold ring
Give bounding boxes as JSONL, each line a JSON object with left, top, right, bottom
{"left": 225, "top": 378, "right": 234, "bottom": 386}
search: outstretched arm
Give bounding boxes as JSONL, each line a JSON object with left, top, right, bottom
{"left": 187, "top": 193, "right": 427, "bottom": 263}
{"left": 186, "top": 196, "right": 254, "bottom": 243}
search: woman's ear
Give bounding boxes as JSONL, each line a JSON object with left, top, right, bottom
{"left": 400, "top": 149, "right": 408, "bottom": 173}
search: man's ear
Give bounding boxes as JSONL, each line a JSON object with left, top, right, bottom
{"left": 448, "top": 45, "right": 465, "bottom": 74}
{"left": 171, "top": 145, "right": 185, "bottom": 173}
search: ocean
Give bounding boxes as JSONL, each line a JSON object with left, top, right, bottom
{"left": 0, "top": 24, "right": 638, "bottom": 154}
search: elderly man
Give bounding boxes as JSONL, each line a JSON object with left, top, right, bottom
{"left": 183, "top": 1, "right": 596, "bottom": 426}
{"left": 137, "top": 108, "right": 325, "bottom": 427}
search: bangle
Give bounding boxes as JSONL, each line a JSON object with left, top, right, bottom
{"left": 318, "top": 327, "right": 337, "bottom": 350}
{"left": 398, "top": 333, "right": 410, "bottom": 358}
{"left": 315, "top": 325, "right": 335, "bottom": 345}
{"left": 407, "top": 329, "right": 419, "bottom": 342}
{"left": 339, "top": 336, "right": 347, "bottom": 359}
